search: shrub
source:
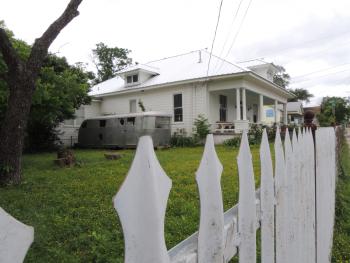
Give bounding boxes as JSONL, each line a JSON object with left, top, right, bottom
{"left": 223, "top": 137, "right": 241, "bottom": 148}
{"left": 193, "top": 114, "right": 211, "bottom": 143}
{"left": 170, "top": 135, "right": 197, "bottom": 147}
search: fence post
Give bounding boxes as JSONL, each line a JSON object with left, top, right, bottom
{"left": 315, "top": 128, "right": 336, "bottom": 263}
{"left": 196, "top": 134, "right": 224, "bottom": 263}
{"left": 0, "top": 208, "right": 34, "bottom": 263}
{"left": 113, "top": 136, "right": 172, "bottom": 263}
{"left": 260, "top": 129, "right": 274, "bottom": 263}
{"left": 237, "top": 132, "right": 256, "bottom": 263}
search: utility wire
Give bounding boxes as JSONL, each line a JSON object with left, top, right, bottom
{"left": 291, "top": 62, "right": 350, "bottom": 83}
{"left": 291, "top": 68, "right": 350, "bottom": 85}
{"left": 217, "top": 0, "right": 253, "bottom": 72}
{"left": 206, "top": 0, "right": 224, "bottom": 78}
{"left": 213, "top": 0, "right": 244, "bottom": 71}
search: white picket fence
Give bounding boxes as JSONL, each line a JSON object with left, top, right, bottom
{"left": 0, "top": 127, "right": 337, "bottom": 263}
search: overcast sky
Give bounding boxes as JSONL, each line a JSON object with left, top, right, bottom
{"left": 1, "top": 0, "right": 350, "bottom": 106}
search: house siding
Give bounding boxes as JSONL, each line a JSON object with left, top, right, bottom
{"left": 100, "top": 84, "right": 196, "bottom": 135}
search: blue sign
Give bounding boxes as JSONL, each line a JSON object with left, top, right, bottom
{"left": 266, "top": 109, "right": 274, "bottom": 117}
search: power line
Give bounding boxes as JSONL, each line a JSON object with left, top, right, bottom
{"left": 291, "top": 68, "right": 350, "bottom": 85}
{"left": 291, "top": 62, "right": 350, "bottom": 83}
{"left": 213, "top": 0, "right": 244, "bottom": 71}
{"left": 206, "top": 0, "right": 225, "bottom": 78}
{"left": 216, "top": 0, "right": 253, "bottom": 72}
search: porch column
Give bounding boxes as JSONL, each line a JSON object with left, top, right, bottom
{"left": 259, "top": 94, "right": 264, "bottom": 124}
{"left": 274, "top": 100, "right": 278, "bottom": 124}
{"left": 242, "top": 88, "right": 247, "bottom": 120}
{"left": 236, "top": 88, "right": 241, "bottom": 120}
{"left": 283, "top": 103, "right": 288, "bottom": 125}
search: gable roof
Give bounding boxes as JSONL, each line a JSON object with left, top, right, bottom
{"left": 287, "top": 101, "right": 304, "bottom": 114}
{"left": 89, "top": 49, "right": 248, "bottom": 96}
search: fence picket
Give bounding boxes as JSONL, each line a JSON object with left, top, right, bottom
{"left": 196, "top": 134, "right": 224, "bottom": 263}
{"left": 0, "top": 208, "right": 34, "bottom": 263}
{"left": 114, "top": 136, "right": 172, "bottom": 263}
{"left": 237, "top": 131, "right": 256, "bottom": 263}
{"left": 260, "top": 129, "right": 274, "bottom": 263}
{"left": 316, "top": 128, "right": 336, "bottom": 263}
{"left": 275, "top": 128, "right": 287, "bottom": 263}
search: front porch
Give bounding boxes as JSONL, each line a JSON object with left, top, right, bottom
{"left": 208, "top": 86, "right": 288, "bottom": 134}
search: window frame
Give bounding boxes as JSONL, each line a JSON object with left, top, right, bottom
{"left": 173, "top": 93, "right": 183, "bottom": 123}
{"left": 126, "top": 74, "right": 139, "bottom": 85}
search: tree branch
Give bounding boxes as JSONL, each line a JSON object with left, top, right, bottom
{"left": 27, "top": 0, "right": 83, "bottom": 74}
{"left": 0, "top": 28, "right": 21, "bottom": 72}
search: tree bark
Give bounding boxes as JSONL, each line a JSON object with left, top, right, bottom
{"left": 0, "top": 0, "right": 83, "bottom": 185}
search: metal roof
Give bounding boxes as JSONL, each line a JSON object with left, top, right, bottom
{"left": 89, "top": 49, "right": 248, "bottom": 96}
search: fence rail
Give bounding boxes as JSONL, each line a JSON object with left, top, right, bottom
{"left": 0, "top": 127, "right": 337, "bottom": 263}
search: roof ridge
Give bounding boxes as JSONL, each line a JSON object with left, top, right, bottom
{"left": 145, "top": 48, "right": 208, "bottom": 64}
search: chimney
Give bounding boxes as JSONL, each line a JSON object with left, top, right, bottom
{"left": 198, "top": 50, "right": 202, "bottom": 63}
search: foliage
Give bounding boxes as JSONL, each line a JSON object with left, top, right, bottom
{"left": 0, "top": 24, "right": 93, "bottom": 151}
{"left": 223, "top": 137, "right": 241, "bottom": 148}
{"left": 273, "top": 65, "right": 290, "bottom": 88}
{"left": 287, "top": 88, "right": 314, "bottom": 102}
{"left": 92, "top": 42, "right": 132, "bottom": 84}
{"left": 138, "top": 99, "right": 145, "bottom": 112}
{"left": 318, "top": 97, "right": 350, "bottom": 126}
{"left": 170, "top": 134, "right": 198, "bottom": 147}
{"left": 332, "top": 134, "right": 350, "bottom": 261}
{"left": 193, "top": 114, "right": 211, "bottom": 142}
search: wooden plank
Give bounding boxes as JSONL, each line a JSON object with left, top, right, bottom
{"left": 168, "top": 191, "right": 261, "bottom": 263}
{"left": 275, "top": 128, "right": 287, "bottom": 263}
{"left": 0, "top": 207, "right": 34, "bottom": 263}
{"left": 260, "top": 129, "right": 274, "bottom": 263}
{"left": 114, "top": 136, "right": 172, "bottom": 263}
{"left": 237, "top": 131, "right": 256, "bottom": 263}
{"left": 196, "top": 134, "right": 224, "bottom": 263}
{"left": 316, "top": 128, "right": 336, "bottom": 263}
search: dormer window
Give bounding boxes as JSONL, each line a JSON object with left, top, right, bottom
{"left": 126, "top": 74, "right": 139, "bottom": 84}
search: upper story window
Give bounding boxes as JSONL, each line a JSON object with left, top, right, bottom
{"left": 174, "top": 94, "right": 183, "bottom": 122}
{"left": 126, "top": 74, "right": 139, "bottom": 84}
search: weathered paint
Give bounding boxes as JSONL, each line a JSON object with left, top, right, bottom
{"left": 196, "top": 134, "right": 224, "bottom": 262}
{"left": 0, "top": 208, "right": 34, "bottom": 263}
{"left": 114, "top": 136, "right": 172, "bottom": 263}
{"left": 260, "top": 129, "right": 274, "bottom": 263}
{"left": 237, "top": 132, "right": 256, "bottom": 263}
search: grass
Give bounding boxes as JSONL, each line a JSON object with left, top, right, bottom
{"left": 0, "top": 145, "right": 263, "bottom": 263}
{"left": 332, "top": 137, "right": 350, "bottom": 262}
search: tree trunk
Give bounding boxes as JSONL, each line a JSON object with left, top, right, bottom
{"left": 0, "top": 71, "right": 35, "bottom": 184}
{"left": 0, "top": 0, "right": 83, "bottom": 185}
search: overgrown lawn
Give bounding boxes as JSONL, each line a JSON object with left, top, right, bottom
{"left": 0, "top": 145, "right": 262, "bottom": 262}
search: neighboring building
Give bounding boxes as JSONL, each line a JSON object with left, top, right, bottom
{"left": 287, "top": 101, "right": 304, "bottom": 125}
{"left": 58, "top": 50, "right": 293, "bottom": 145}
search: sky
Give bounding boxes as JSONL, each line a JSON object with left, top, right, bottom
{"left": 1, "top": 0, "right": 350, "bottom": 106}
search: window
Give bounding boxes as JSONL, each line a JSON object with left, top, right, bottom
{"left": 126, "top": 74, "right": 139, "bottom": 84}
{"left": 127, "top": 117, "right": 135, "bottom": 125}
{"left": 119, "top": 118, "right": 125, "bottom": 126}
{"left": 127, "top": 76, "right": 132, "bottom": 84}
{"left": 99, "top": 120, "right": 106, "bottom": 127}
{"left": 155, "top": 117, "right": 170, "bottom": 129}
{"left": 129, "top": 99, "right": 137, "bottom": 113}
{"left": 219, "top": 95, "right": 227, "bottom": 122}
{"left": 173, "top": 94, "right": 183, "bottom": 122}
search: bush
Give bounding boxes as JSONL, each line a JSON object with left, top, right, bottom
{"left": 193, "top": 114, "right": 211, "bottom": 143}
{"left": 223, "top": 137, "right": 241, "bottom": 148}
{"left": 170, "top": 135, "right": 197, "bottom": 147}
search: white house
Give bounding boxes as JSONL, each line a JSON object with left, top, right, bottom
{"left": 58, "top": 50, "right": 293, "bottom": 145}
